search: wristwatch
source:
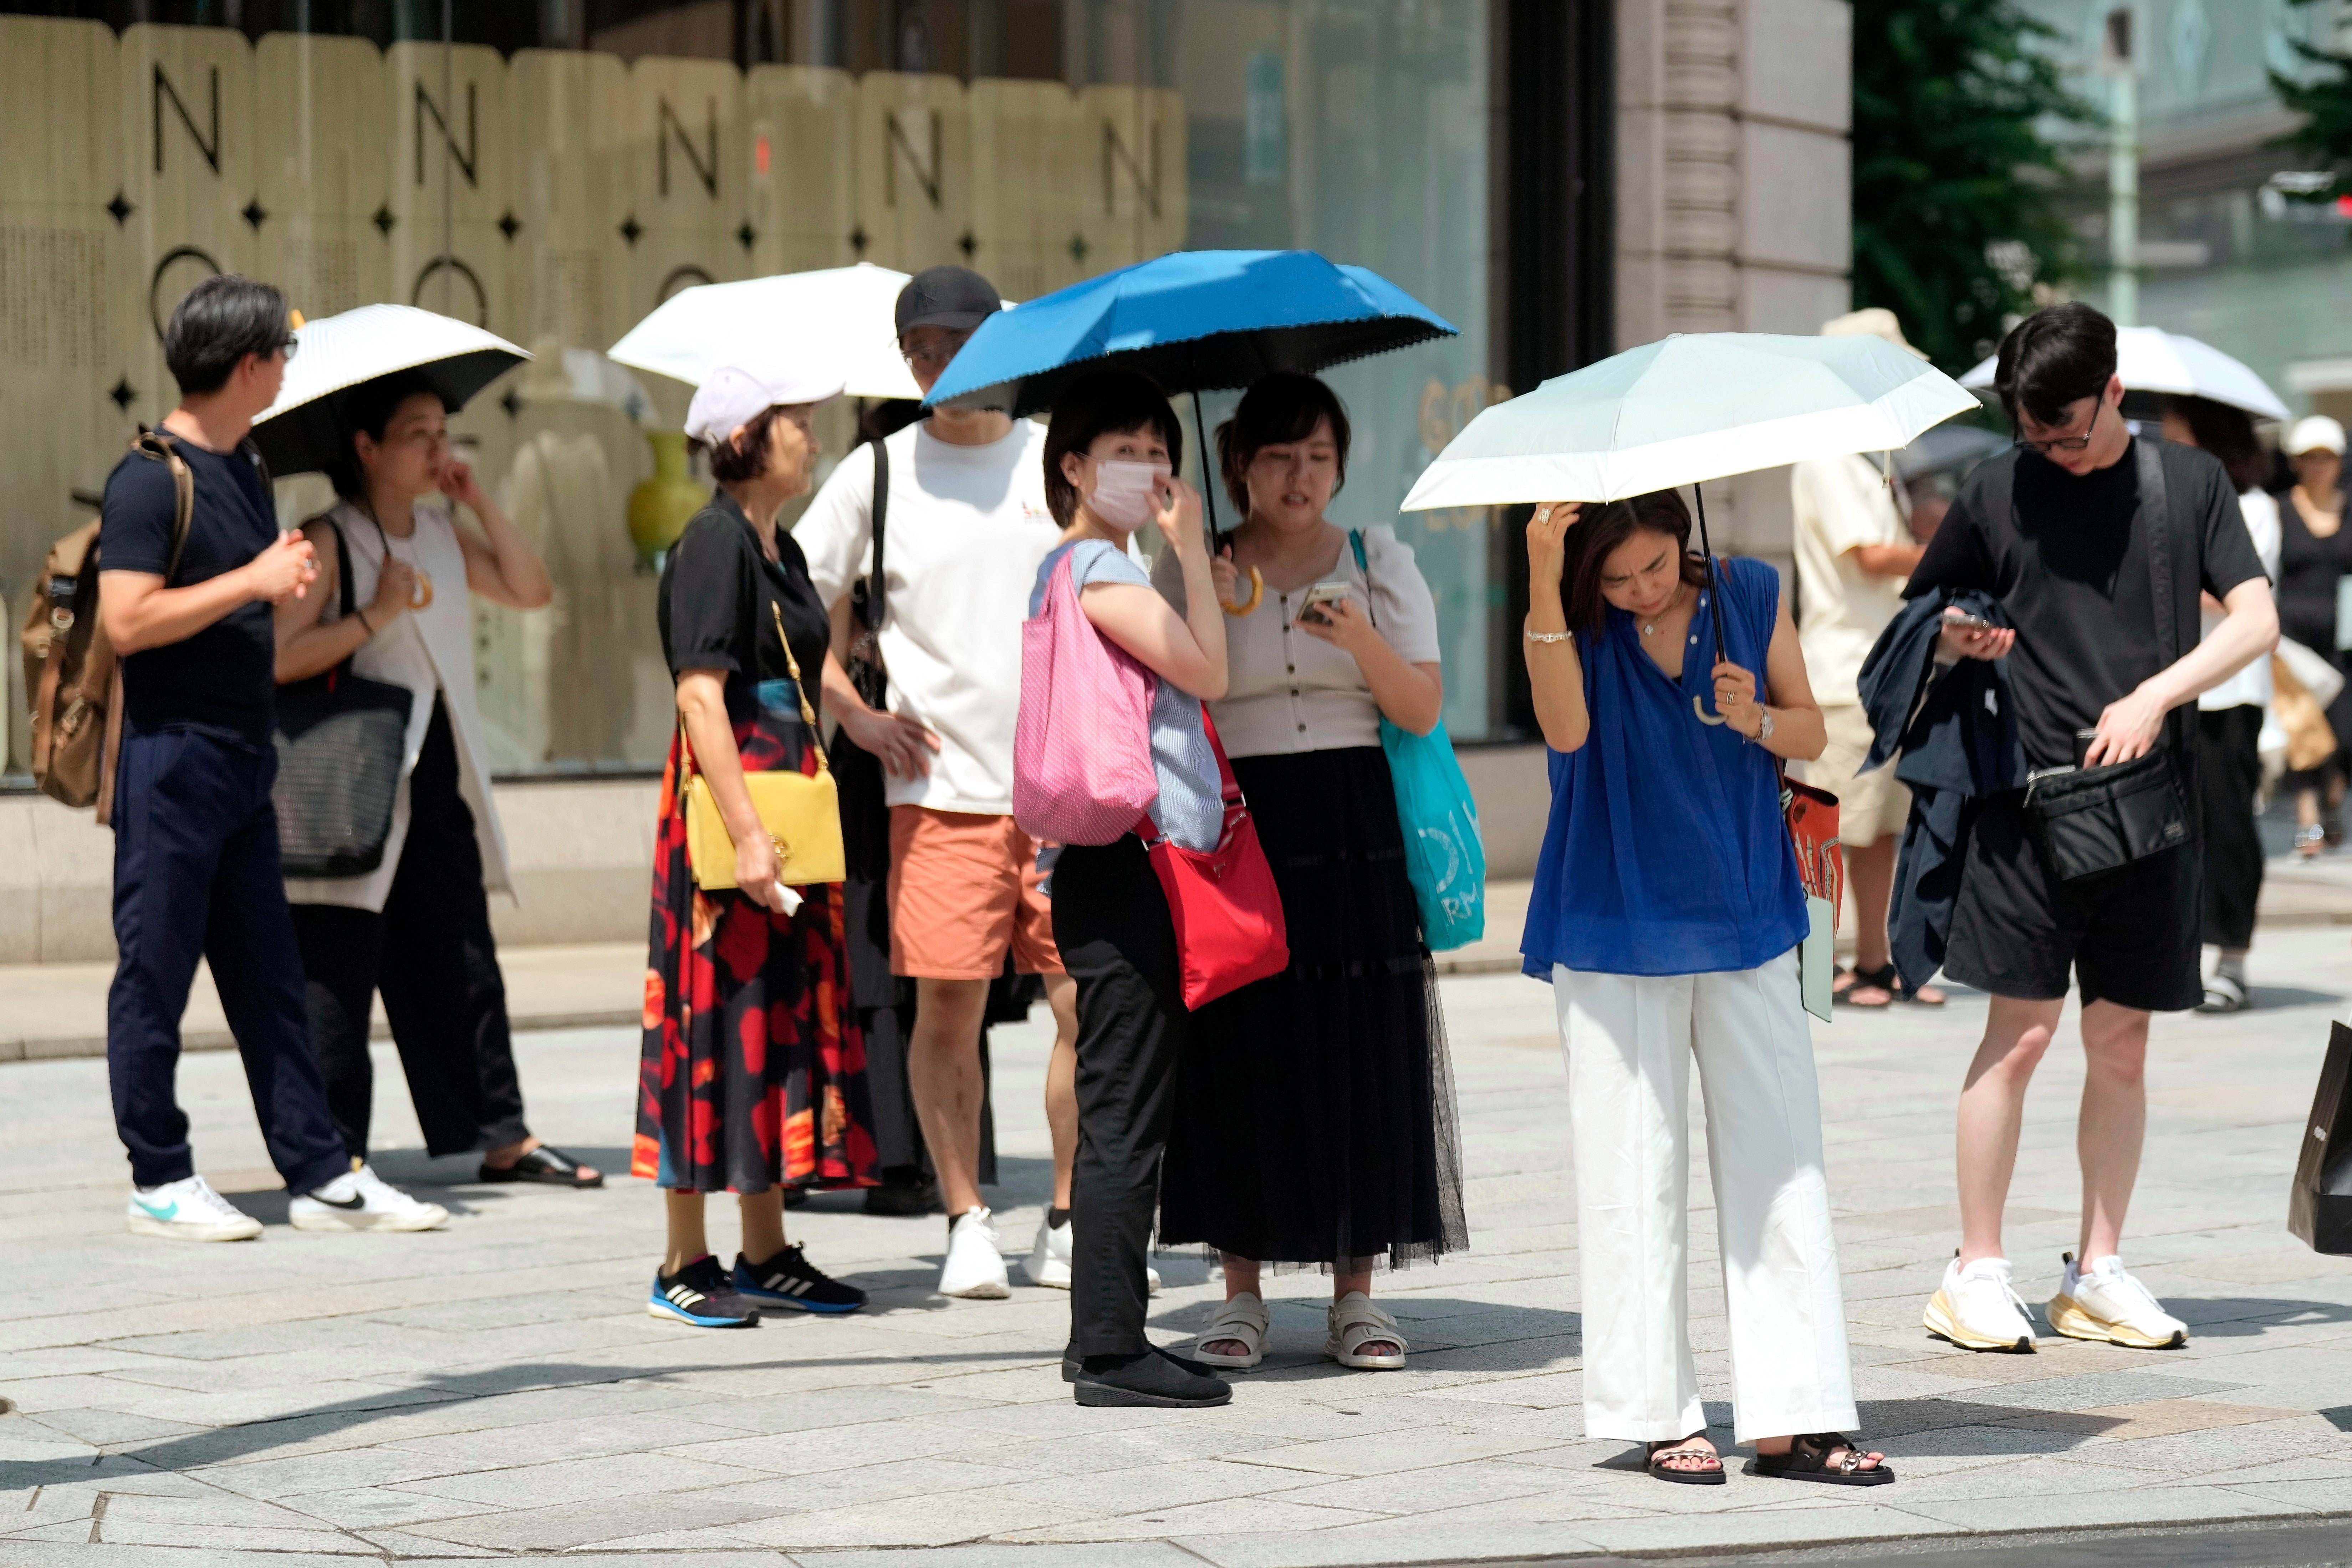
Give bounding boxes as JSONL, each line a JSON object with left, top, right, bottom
{"left": 1755, "top": 708, "right": 1776, "bottom": 744}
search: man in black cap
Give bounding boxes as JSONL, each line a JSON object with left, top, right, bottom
{"left": 799, "top": 266, "right": 1092, "bottom": 1303}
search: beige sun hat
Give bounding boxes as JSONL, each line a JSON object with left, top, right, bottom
{"left": 1820, "top": 307, "right": 1930, "bottom": 361}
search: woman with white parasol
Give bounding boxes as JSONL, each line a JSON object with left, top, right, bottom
{"left": 257, "top": 306, "right": 595, "bottom": 1190}
{"left": 1408, "top": 333, "right": 1976, "bottom": 1486}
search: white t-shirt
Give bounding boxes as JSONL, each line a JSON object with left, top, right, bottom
{"left": 796, "top": 419, "right": 1060, "bottom": 814}
{"left": 2199, "top": 487, "right": 2281, "bottom": 712}
{"left": 1792, "top": 452, "right": 1912, "bottom": 706}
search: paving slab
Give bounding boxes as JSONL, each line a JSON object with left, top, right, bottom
{"left": 7, "top": 926, "right": 2352, "bottom": 1562}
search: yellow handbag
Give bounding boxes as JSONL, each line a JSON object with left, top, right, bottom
{"left": 682, "top": 604, "right": 846, "bottom": 890}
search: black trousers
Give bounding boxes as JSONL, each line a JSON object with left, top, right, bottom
{"left": 290, "top": 699, "right": 529, "bottom": 1163}
{"left": 2197, "top": 704, "right": 2266, "bottom": 951}
{"left": 109, "top": 728, "right": 348, "bottom": 1193}
{"left": 1051, "top": 835, "right": 1188, "bottom": 1358}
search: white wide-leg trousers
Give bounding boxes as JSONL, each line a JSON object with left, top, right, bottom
{"left": 1554, "top": 951, "right": 1858, "bottom": 1444}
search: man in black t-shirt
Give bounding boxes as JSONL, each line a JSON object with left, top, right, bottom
{"left": 98, "top": 275, "right": 445, "bottom": 1241}
{"left": 1903, "top": 304, "right": 2276, "bottom": 1357}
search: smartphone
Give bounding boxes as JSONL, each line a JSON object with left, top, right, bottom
{"left": 1296, "top": 581, "right": 1351, "bottom": 625}
{"left": 1941, "top": 607, "right": 1993, "bottom": 632}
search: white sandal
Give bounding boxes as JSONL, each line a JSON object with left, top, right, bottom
{"left": 1191, "top": 1292, "right": 1269, "bottom": 1369}
{"left": 1325, "top": 1291, "right": 1407, "bottom": 1370}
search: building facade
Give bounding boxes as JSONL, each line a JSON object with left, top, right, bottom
{"left": 2012, "top": 0, "right": 2352, "bottom": 423}
{"left": 0, "top": 0, "right": 1851, "bottom": 956}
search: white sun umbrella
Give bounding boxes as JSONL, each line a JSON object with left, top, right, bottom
{"left": 1404, "top": 331, "right": 1975, "bottom": 727}
{"left": 1958, "top": 326, "right": 2290, "bottom": 423}
{"left": 250, "top": 303, "right": 529, "bottom": 477}
{"left": 1402, "top": 332, "right": 1976, "bottom": 511}
{"left": 609, "top": 262, "right": 1014, "bottom": 401}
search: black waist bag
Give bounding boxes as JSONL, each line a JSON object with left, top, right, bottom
{"left": 274, "top": 515, "right": 413, "bottom": 877}
{"left": 2025, "top": 751, "right": 2190, "bottom": 880}
{"left": 2023, "top": 437, "right": 2195, "bottom": 882}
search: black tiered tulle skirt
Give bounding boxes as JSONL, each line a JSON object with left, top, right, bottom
{"left": 1157, "top": 745, "right": 1468, "bottom": 1269}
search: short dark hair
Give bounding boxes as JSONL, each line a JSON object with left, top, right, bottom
{"left": 1561, "top": 489, "right": 1710, "bottom": 635}
{"left": 1215, "top": 373, "right": 1351, "bottom": 517}
{"left": 2162, "top": 394, "right": 2267, "bottom": 494}
{"left": 327, "top": 373, "right": 448, "bottom": 500}
{"left": 1995, "top": 302, "right": 2117, "bottom": 429}
{"left": 695, "top": 404, "right": 789, "bottom": 484}
{"left": 1042, "top": 370, "right": 1184, "bottom": 527}
{"left": 163, "top": 274, "right": 290, "bottom": 396}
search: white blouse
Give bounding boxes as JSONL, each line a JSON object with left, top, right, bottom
{"left": 1153, "top": 524, "right": 1442, "bottom": 758}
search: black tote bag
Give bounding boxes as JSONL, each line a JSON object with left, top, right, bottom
{"left": 2291, "top": 1021, "right": 2352, "bottom": 1255}
{"left": 272, "top": 516, "right": 414, "bottom": 878}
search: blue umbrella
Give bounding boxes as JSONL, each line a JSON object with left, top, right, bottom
{"left": 920, "top": 249, "right": 1455, "bottom": 418}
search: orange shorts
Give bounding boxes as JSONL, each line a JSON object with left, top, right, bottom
{"left": 888, "top": 806, "right": 1063, "bottom": 980}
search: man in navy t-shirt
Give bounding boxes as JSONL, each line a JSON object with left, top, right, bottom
{"left": 98, "top": 274, "right": 445, "bottom": 1240}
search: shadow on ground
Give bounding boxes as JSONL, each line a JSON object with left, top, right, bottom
{"left": 0, "top": 1351, "right": 1072, "bottom": 1482}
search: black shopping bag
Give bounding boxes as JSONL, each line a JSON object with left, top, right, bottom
{"left": 2290, "top": 1021, "right": 2352, "bottom": 1254}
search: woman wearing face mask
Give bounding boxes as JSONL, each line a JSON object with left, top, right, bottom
{"left": 1521, "top": 493, "right": 1890, "bottom": 1489}
{"left": 1030, "top": 369, "right": 1231, "bottom": 1408}
{"left": 634, "top": 365, "right": 895, "bottom": 1328}
{"left": 1149, "top": 373, "right": 1465, "bottom": 1373}
{"left": 276, "top": 372, "right": 592, "bottom": 1214}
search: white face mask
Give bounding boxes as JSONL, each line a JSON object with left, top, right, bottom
{"left": 1087, "top": 459, "right": 1168, "bottom": 530}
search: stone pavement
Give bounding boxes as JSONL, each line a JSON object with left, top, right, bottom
{"left": 6, "top": 930, "right": 2352, "bottom": 1565}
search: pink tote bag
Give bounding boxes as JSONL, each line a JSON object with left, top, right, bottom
{"left": 1013, "top": 550, "right": 1160, "bottom": 845}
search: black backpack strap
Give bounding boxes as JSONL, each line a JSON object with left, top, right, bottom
{"left": 2138, "top": 439, "right": 2178, "bottom": 667}
{"left": 868, "top": 436, "right": 890, "bottom": 630}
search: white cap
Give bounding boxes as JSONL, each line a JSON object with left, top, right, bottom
{"left": 684, "top": 363, "right": 844, "bottom": 448}
{"left": 2289, "top": 415, "right": 2347, "bottom": 457}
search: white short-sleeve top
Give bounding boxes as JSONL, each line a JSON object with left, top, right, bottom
{"left": 1152, "top": 524, "right": 1442, "bottom": 758}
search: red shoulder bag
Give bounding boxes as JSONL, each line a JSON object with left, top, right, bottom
{"left": 1135, "top": 709, "right": 1290, "bottom": 1009}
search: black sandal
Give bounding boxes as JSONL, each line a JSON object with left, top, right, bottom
{"left": 1744, "top": 1431, "right": 1893, "bottom": 1486}
{"left": 1645, "top": 1437, "right": 1726, "bottom": 1486}
{"left": 478, "top": 1145, "right": 604, "bottom": 1189}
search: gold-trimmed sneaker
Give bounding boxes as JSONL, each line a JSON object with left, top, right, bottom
{"left": 1923, "top": 1253, "right": 2037, "bottom": 1352}
{"left": 2046, "top": 1252, "right": 2187, "bottom": 1349}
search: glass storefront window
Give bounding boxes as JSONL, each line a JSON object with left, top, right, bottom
{"left": 0, "top": 0, "right": 1493, "bottom": 779}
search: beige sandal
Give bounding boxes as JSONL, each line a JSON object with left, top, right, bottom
{"left": 1192, "top": 1292, "right": 1269, "bottom": 1369}
{"left": 1325, "top": 1292, "right": 1407, "bottom": 1370}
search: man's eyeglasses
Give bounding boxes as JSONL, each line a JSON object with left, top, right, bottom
{"left": 2015, "top": 399, "right": 2102, "bottom": 456}
{"left": 276, "top": 336, "right": 301, "bottom": 362}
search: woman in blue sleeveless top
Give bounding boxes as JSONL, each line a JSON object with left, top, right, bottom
{"left": 1521, "top": 491, "right": 1890, "bottom": 1489}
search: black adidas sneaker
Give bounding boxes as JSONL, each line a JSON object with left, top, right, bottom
{"left": 733, "top": 1244, "right": 866, "bottom": 1315}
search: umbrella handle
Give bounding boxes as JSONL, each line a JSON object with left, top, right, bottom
{"left": 1193, "top": 390, "right": 1223, "bottom": 551}
{"left": 1691, "top": 481, "right": 1731, "bottom": 726}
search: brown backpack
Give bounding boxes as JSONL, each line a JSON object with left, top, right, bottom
{"left": 19, "top": 431, "right": 192, "bottom": 821}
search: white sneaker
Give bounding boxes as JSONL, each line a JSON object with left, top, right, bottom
{"left": 939, "top": 1207, "right": 1011, "bottom": 1299}
{"left": 1923, "top": 1255, "right": 2037, "bottom": 1352}
{"left": 2048, "top": 1253, "right": 2188, "bottom": 1349}
{"left": 126, "top": 1176, "right": 262, "bottom": 1242}
{"left": 1023, "top": 1214, "right": 1159, "bottom": 1294}
{"left": 289, "top": 1165, "right": 449, "bottom": 1233}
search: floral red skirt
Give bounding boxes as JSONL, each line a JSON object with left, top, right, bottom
{"left": 633, "top": 712, "right": 878, "bottom": 1194}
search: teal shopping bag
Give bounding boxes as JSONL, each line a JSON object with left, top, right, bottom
{"left": 1351, "top": 532, "right": 1486, "bottom": 949}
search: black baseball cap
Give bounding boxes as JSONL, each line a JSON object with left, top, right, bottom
{"left": 896, "top": 265, "right": 1001, "bottom": 337}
